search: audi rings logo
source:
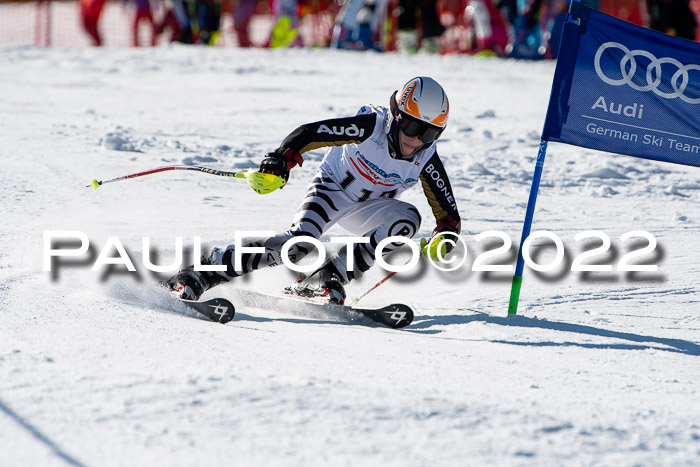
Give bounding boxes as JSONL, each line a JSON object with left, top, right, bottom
{"left": 594, "top": 42, "right": 700, "bottom": 104}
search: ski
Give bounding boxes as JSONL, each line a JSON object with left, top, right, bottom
{"left": 234, "top": 290, "right": 413, "bottom": 328}
{"left": 179, "top": 297, "right": 236, "bottom": 324}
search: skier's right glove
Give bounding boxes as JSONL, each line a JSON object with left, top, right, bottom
{"left": 259, "top": 147, "right": 303, "bottom": 182}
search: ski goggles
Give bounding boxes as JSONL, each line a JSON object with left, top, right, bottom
{"left": 389, "top": 90, "right": 445, "bottom": 144}
{"left": 397, "top": 115, "right": 444, "bottom": 143}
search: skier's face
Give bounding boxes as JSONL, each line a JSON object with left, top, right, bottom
{"left": 399, "top": 131, "right": 423, "bottom": 156}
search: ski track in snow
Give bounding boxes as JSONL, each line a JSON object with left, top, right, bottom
{"left": 0, "top": 45, "right": 699, "bottom": 466}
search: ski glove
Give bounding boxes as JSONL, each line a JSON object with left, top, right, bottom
{"left": 432, "top": 216, "right": 460, "bottom": 253}
{"left": 259, "top": 147, "right": 303, "bottom": 182}
{"left": 433, "top": 216, "right": 459, "bottom": 235}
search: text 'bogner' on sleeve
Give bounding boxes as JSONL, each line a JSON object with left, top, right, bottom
{"left": 281, "top": 113, "right": 377, "bottom": 155}
{"left": 419, "top": 151, "right": 461, "bottom": 233}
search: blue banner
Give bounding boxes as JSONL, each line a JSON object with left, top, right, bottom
{"left": 542, "top": 6, "right": 700, "bottom": 167}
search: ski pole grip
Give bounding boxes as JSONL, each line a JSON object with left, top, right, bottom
{"left": 236, "top": 170, "right": 286, "bottom": 195}
{"left": 420, "top": 235, "right": 446, "bottom": 261}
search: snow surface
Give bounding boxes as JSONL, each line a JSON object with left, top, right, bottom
{"left": 1, "top": 45, "right": 699, "bottom": 466}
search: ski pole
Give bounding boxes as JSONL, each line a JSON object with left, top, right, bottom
{"left": 351, "top": 271, "right": 398, "bottom": 305}
{"left": 88, "top": 166, "right": 286, "bottom": 194}
{"left": 87, "top": 165, "right": 240, "bottom": 188}
{"left": 350, "top": 234, "right": 450, "bottom": 304}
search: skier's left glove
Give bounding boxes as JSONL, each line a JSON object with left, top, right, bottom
{"left": 433, "top": 216, "right": 460, "bottom": 242}
{"left": 259, "top": 147, "right": 303, "bottom": 182}
{"left": 421, "top": 216, "right": 460, "bottom": 260}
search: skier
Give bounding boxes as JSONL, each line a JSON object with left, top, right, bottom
{"left": 165, "top": 77, "right": 461, "bottom": 305}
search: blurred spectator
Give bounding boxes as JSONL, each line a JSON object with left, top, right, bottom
{"left": 397, "top": 0, "right": 446, "bottom": 51}
{"left": 125, "top": 0, "right": 157, "bottom": 46}
{"left": 646, "top": 0, "right": 697, "bottom": 40}
{"left": 196, "top": 0, "right": 223, "bottom": 44}
{"left": 170, "top": 0, "right": 222, "bottom": 44}
{"left": 464, "top": 0, "right": 510, "bottom": 56}
{"left": 498, "top": 0, "right": 518, "bottom": 27}
{"left": 507, "top": 0, "right": 551, "bottom": 59}
{"left": 80, "top": 0, "right": 107, "bottom": 45}
{"left": 231, "top": 0, "right": 256, "bottom": 47}
{"left": 155, "top": 0, "right": 183, "bottom": 42}
{"left": 171, "top": 0, "right": 196, "bottom": 43}
{"left": 269, "top": 0, "right": 302, "bottom": 47}
{"left": 332, "top": 0, "right": 390, "bottom": 50}
{"left": 508, "top": 0, "right": 597, "bottom": 59}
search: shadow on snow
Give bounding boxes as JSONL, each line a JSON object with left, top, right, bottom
{"left": 0, "top": 398, "right": 86, "bottom": 467}
{"left": 409, "top": 312, "right": 700, "bottom": 356}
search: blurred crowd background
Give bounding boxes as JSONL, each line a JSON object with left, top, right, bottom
{"left": 1, "top": 0, "right": 699, "bottom": 57}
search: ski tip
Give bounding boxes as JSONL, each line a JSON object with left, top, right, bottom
{"left": 353, "top": 303, "right": 414, "bottom": 328}
{"left": 216, "top": 310, "right": 235, "bottom": 324}
{"left": 382, "top": 303, "right": 414, "bottom": 328}
{"left": 200, "top": 298, "right": 236, "bottom": 324}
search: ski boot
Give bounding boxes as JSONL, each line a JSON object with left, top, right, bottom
{"left": 287, "top": 260, "right": 347, "bottom": 305}
{"left": 163, "top": 257, "right": 229, "bottom": 301}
